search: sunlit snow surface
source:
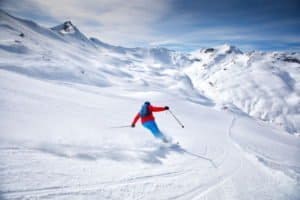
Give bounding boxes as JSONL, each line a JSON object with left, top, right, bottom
{"left": 0, "top": 10, "right": 300, "bottom": 199}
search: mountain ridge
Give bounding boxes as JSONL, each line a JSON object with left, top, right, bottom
{"left": 0, "top": 10, "right": 299, "bottom": 135}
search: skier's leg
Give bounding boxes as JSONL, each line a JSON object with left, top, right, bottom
{"left": 150, "top": 121, "right": 165, "bottom": 139}
{"left": 142, "top": 121, "right": 166, "bottom": 141}
{"left": 151, "top": 122, "right": 169, "bottom": 143}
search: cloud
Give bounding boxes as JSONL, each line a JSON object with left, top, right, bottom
{"left": 1, "top": 0, "right": 172, "bottom": 46}
{"left": 149, "top": 19, "right": 300, "bottom": 51}
{"left": 1, "top": 0, "right": 299, "bottom": 51}
{"left": 5, "top": 0, "right": 171, "bottom": 47}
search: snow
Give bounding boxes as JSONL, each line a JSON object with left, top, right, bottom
{"left": 0, "top": 10, "right": 300, "bottom": 199}
{"left": 185, "top": 45, "right": 300, "bottom": 134}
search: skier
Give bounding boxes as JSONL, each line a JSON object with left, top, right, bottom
{"left": 131, "top": 101, "right": 169, "bottom": 142}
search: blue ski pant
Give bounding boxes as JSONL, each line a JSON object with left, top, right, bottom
{"left": 142, "top": 120, "right": 165, "bottom": 139}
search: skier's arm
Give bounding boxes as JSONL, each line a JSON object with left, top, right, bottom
{"left": 131, "top": 113, "right": 140, "bottom": 127}
{"left": 149, "top": 105, "right": 169, "bottom": 112}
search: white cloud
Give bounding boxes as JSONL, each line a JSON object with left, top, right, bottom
{"left": 22, "top": 0, "right": 172, "bottom": 46}
{"left": 150, "top": 24, "right": 300, "bottom": 50}
{"left": 2, "top": 0, "right": 299, "bottom": 51}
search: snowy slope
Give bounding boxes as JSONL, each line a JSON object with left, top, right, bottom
{"left": 1, "top": 70, "right": 299, "bottom": 200}
{"left": 0, "top": 10, "right": 300, "bottom": 199}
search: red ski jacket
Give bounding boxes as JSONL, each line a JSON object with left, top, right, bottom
{"left": 132, "top": 105, "right": 167, "bottom": 125}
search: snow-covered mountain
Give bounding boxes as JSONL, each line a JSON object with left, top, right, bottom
{"left": 185, "top": 45, "right": 300, "bottom": 134}
{"left": 0, "top": 10, "right": 299, "bottom": 199}
{"left": 51, "top": 20, "right": 95, "bottom": 47}
{"left": 0, "top": 10, "right": 299, "bottom": 135}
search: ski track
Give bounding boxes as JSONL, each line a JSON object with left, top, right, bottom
{"left": 1, "top": 124, "right": 297, "bottom": 199}
{"left": 1, "top": 107, "right": 298, "bottom": 199}
{"left": 166, "top": 117, "right": 243, "bottom": 200}
{"left": 2, "top": 170, "right": 188, "bottom": 199}
{"left": 0, "top": 118, "right": 243, "bottom": 200}
{"left": 0, "top": 147, "right": 221, "bottom": 200}
{"left": 228, "top": 115, "right": 300, "bottom": 183}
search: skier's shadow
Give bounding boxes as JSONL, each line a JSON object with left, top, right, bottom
{"left": 34, "top": 143, "right": 185, "bottom": 164}
{"left": 122, "top": 144, "right": 216, "bottom": 167}
{"left": 34, "top": 143, "right": 215, "bottom": 166}
{"left": 137, "top": 144, "right": 185, "bottom": 164}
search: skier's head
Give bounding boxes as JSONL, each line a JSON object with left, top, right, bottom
{"left": 144, "top": 101, "right": 150, "bottom": 105}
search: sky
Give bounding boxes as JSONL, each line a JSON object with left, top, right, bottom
{"left": 1, "top": 0, "right": 300, "bottom": 52}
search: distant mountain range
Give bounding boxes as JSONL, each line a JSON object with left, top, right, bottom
{"left": 0, "top": 9, "right": 299, "bottom": 134}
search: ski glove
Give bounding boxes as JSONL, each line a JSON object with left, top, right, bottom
{"left": 164, "top": 106, "right": 169, "bottom": 110}
{"left": 131, "top": 123, "right": 135, "bottom": 128}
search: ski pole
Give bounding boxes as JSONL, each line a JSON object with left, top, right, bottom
{"left": 109, "top": 125, "right": 131, "bottom": 129}
{"left": 168, "top": 110, "right": 184, "bottom": 128}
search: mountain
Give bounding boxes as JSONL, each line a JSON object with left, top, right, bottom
{"left": 0, "top": 10, "right": 299, "bottom": 199}
{"left": 51, "top": 20, "right": 95, "bottom": 47}
{"left": 185, "top": 45, "right": 300, "bottom": 134}
{"left": 1, "top": 9, "right": 298, "bottom": 135}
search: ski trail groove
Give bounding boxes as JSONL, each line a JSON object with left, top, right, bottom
{"left": 166, "top": 116, "right": 243, "bottom": 200}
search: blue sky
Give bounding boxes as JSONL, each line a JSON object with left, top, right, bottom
{"left": 1, "top": 0, "right": 300, "bottom": 52}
